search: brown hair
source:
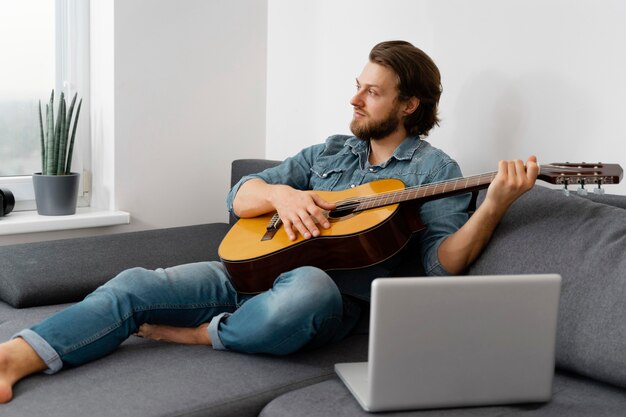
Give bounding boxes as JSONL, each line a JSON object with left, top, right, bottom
{"left": 369, "top": 41, "right": 442, "bottom": 137}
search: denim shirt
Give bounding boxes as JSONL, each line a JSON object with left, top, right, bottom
{"left": 227, "top": 135, "right": 471, "bottom": 299}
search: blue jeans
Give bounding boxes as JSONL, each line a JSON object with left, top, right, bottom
{"left": 14, "top": 262, "right": 362, "bottom": 374}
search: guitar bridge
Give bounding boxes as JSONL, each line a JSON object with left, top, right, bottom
{"left": 262, "top": 214, "right": 282, "bottom": 241}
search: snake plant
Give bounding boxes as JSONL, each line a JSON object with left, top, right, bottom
{"left": 37, "top": 90, "right": 82, "bottom": 175}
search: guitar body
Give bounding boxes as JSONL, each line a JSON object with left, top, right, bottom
{"left": 219, "top": 179, "right": 425, "bottom": 293}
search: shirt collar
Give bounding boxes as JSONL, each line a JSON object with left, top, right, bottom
{"left": 345, "top": 136, "right": 368, "bottom": 155}
{"left": 345, "top": 135, "right": 423, "bottom": 165}
{"left": 392, "top": 135, "right": 423, "bottom": 161}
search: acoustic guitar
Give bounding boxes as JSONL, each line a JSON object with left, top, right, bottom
{"left": 219, "top": 163, "right": 623, "bottom": 293}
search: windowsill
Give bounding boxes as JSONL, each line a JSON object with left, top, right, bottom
{"left": 0, "top": 208, "right": 130, "bottom": 236}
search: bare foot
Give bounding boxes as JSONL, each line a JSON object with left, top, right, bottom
{"left": 0, "top": 348, "right": 14, "bottom": 403}
{"left": 0, "top": 339, "right": 47, "bottom": 404}
{"left": 135, "top": 323, "right": 211, "bottom": 346}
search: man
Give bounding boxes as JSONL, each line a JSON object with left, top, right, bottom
{"left": 0, "top": 41, "right": 537, "bottom": 403}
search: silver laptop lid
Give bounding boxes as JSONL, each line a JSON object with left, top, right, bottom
{"left": 367, "top": 274, "right": 561, "bottom": 410}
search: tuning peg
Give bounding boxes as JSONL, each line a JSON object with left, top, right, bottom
{"left": 562, "top": 183, "right": 570, "bottom": 197}
{"left": 593, "top": 182, "right": 605, "bottom": 195}
{"left": 577, "top": 183, "right": 588, "bottom": 196}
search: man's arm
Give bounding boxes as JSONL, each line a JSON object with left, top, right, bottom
{"left": 233, "top": 178, "right": 336, "bottom": 241}
{"left": 437, "top": 156, "right": 539, "bottom": 275}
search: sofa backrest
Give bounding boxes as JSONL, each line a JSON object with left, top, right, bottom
{"left": 469, "top": 185, "right": 626, "bottom": 390}
{"left": 0, "top": 223, "right": 231, "bottom": 308}
{"left": 229, "top": 159, "right": 281, "bottom": 225}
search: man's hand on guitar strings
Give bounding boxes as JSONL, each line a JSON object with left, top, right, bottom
{"left": 269, "top": 185, "right": 336, "bottom": 241}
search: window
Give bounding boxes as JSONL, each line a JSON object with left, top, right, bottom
{"left": 0, "top": 0, "right": 90, "bottom": 211}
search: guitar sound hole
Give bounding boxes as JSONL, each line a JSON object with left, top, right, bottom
{"left": 328, "top": 207, "right": 357, "bottom": 219}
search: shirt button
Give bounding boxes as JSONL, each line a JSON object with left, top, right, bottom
{"left": 369, "top": 168, "right": 375, "bottom": 172}
{"left": 322, "top": 173, "right": 327, "bottom": 178}
{"left": 351, "top": 184, "right": 356, "bottom": 188}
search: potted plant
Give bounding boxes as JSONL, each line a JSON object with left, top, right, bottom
{"left": 33, "top": 90, "right": 83, "bottom": 215}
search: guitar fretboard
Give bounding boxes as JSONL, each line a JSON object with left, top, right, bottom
{"left": 338, "top": 171, "right": 498, "bottom": 212}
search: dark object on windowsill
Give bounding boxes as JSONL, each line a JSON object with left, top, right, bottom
{"left": 0, "top": 188, "right": 15, "bottom": 217}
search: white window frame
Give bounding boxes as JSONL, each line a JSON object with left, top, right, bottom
{"left": 0, "top": 0, "right": 90, "bottom": 212}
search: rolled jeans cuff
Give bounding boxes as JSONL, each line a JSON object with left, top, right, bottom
{"left": 208, "top": 312, "right": 231, "bottom": 351}
{"left": 13, "top": 329, "right": 63, "bottom": 374}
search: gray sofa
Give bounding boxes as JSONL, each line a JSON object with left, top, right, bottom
{"left": 1, "top": 159, "right": 626, "bottom": 416}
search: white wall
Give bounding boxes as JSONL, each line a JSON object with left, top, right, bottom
{"left": 4, "top": 0, "right": 267, "bottom": 245}
{"left": 113, "top": 0, "right": 267, "bottom": 230}
{"left": 267, "top": 0, "right": 626, "bottom": 194}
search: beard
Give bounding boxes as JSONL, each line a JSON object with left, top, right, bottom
{"left": 350, "top": 105, "right": 403, "bottom": 141}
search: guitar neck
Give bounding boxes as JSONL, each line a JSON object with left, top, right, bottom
{"left": 352, "top": 171, "right": 497, "bottom": 212}
{"left": 333, "top": 161, "right": 623, "bottom": 215}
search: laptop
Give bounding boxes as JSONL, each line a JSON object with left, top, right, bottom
{"left": 335, "top": 274, "right": 561, "bottom": 412}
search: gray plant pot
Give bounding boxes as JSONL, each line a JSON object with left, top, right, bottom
{"left": 32, "top": 172, "right": 80, "bottom": 216}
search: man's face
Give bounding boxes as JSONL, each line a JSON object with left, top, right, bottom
{"left": 350, "top": 61, "right": 404, "bottom": 141}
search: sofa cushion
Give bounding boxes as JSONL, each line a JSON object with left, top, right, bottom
{"left": 0, "top": 300, "right": 368, "bottom": 417}
{"left": 0, "top": 223, "right": 230, "bottom": 308}
{"left": 469, "top": 185, "right": 626, "bottom": 389}
{"left": 259, "top": 372, "right": 626, "bottom": 417}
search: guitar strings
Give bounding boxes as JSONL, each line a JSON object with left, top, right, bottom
{"left": 334, "top": 171, "right": 498, "bottom": 212}
{"left": 542, "top": 164, "right": 599, "bottom": 172}
{"left": 265, "top": 164, "right": 610, "bottom": 228}
{"left": 332, "top": 164, "right": 607, "bottom": 213}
